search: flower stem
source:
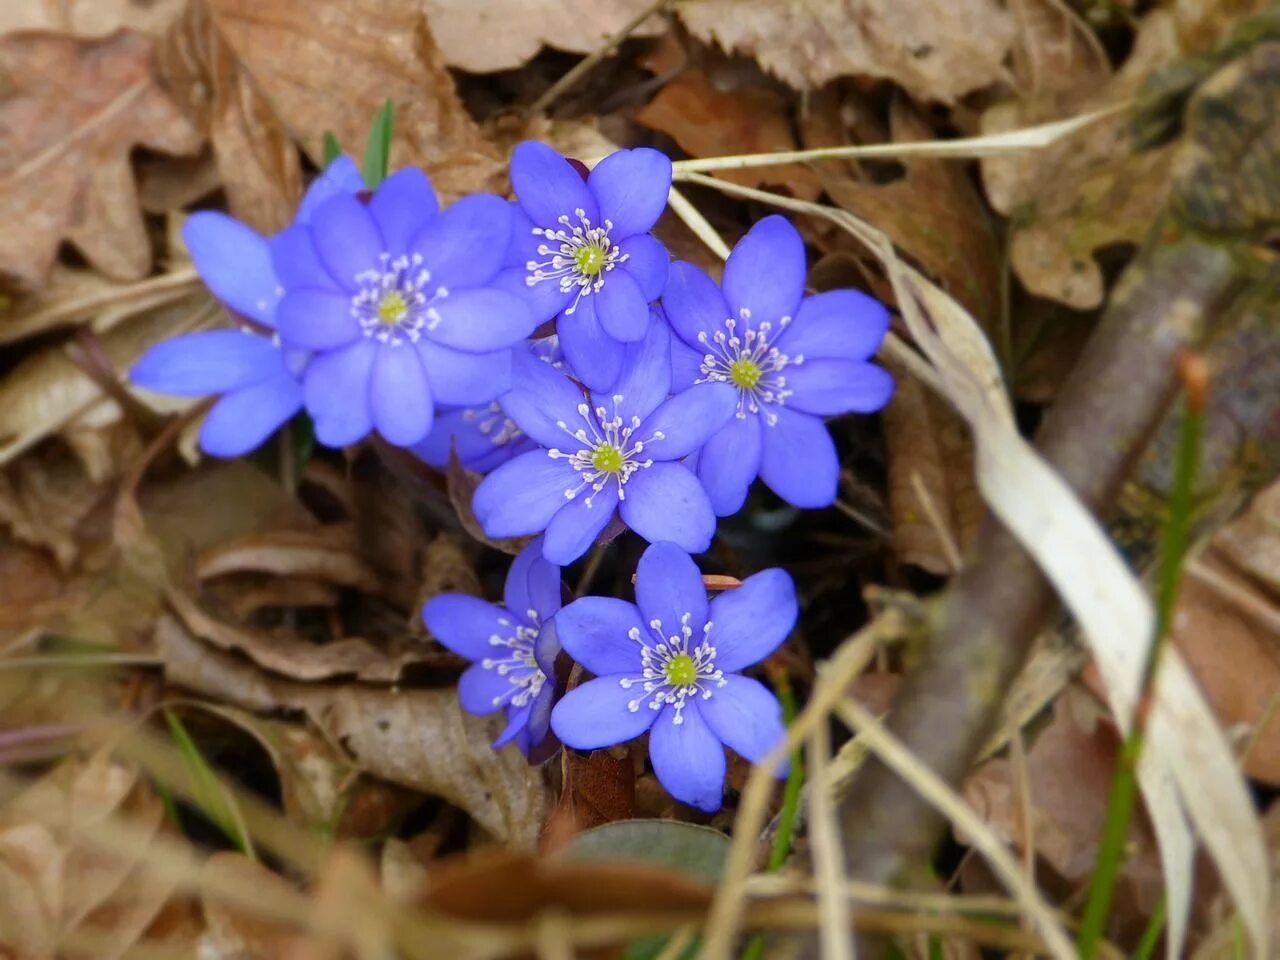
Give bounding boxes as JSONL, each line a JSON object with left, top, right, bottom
{"left": 1076, "top": 353, "right": 1207, "bottom": 959}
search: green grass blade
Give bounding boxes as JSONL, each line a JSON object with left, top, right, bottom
{"left": 163, "top": 709, "right": 255, "bottom": 858}
{"left": 322, "top": 131, "right": 343, "bottom": 166}
{"left": 362, "top": 99, "right": 394, "bottom": 189}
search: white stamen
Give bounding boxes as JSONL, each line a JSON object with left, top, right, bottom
{"left": 618, "top": 614, "right": 725, "bottom": 722}
{"left": 481, "top": 611, "right": 548, "bottom": 710}
{"left": 349, "top": 252, "right": 450, "bottom": 347}
{"left": 695, "top": 316, "right": 801, "bottom": 426}
{"left": 524, "top": 211, "right": 629, "bottom": 315}
{"left": 546, "top": 394, "right": 663, "bottom": 507}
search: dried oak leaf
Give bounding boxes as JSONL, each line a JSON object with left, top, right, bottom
{"left": 423, "top": 0, "right": 667, "bottom": 73}
{"left": 0, "top": 30, "right": 202, "bottom": 288}
{"left": 980, "top": 10, "right": 1178, "bottom": 309}
{"left": 677, "top": 0, "right": 1015, "bottom": 103}
{"left": 636, "top": 69, "right": 822, "bottom": 201}
{"left": 204, "top": 0, "right": 503, "bottom": 201}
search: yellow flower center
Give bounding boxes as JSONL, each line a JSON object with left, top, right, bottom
{"left": 591, "top": 444, "right": 624, "bottom": 473}
{"left": 574, "top": 244, "right": 607, "bottom": 277}
{"left": 376, "top": 291, "right": 409, "bottom": 326}
{"left": 729, "top": 358, "right": 763, "bottom": 389}
{"left": 664, "top": 653, "right": 698, "bottom": 687}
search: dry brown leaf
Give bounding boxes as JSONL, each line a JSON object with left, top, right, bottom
{"left": 424, "top": 0, "right": 667, "bottom": 73}
{"left": 157, "top": 0, "right": 304, "bottom": 234}
{"left": 980, "top": 11, "right": 1177, "bottom": 309}
{"left": 200, "top": 852, "right": 301, "bottom": 960}
{"left": 0, "top": 0, "right": 185, "bottom": 37}
{"left": 0, "top": 753, "right": 189, "bottom": 960}
{"left": 806, "top": 95, "right": 1002, "bottom": 327}
{"left": 159, "top": 617, "right": 552, "bottom": 848}
{"left": 1193, "top": 800, "right": 1280, "bottom": 960}
{"left": 204, "top": 0, "right": 503, "bottom": 201}
{"left": 544, "top": 748, "right": 637, "bottom": 846}
{"left": 881, "top": 356, "right": 983, "bottom": 574}
{"left": 963, "top": 685, "right": 1164, "bottom": 934}
{"left": 0, "top": 441, "right": 107, "bottom": 570}
{"left": 197, "top": 525, "right": 383, "bottom": 594}
{"left": 636, "top": 69, "right": 822, "bottom": 200}
{"left": 169, "top": 587, "right": 442, "bottom": 683}
{"left": 0, "top": 30, "right": 202, "bottom": 288}
{"left": 677, "top": 0, "right": 1015, "bottom": 103}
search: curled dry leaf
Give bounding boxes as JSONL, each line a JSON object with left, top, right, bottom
{"left": 159, "top": 616, "right": 552, "bottom": 848}
{"left": 677, "top": 0, "right": 1015, "bottom": 103}
{"left": 981, "top": 10, "right": 1176, "bottom": 309}
{"left": 197, "top": 525, "right": 383, "bottom": 595}
{"left": 157, "top": 0, "right": 304, "bottom": 234}
{"left": 636, "top": 69, "right": 822, "bottom": 200}
{"left": 424, "top": 0, "right": 667, "bottom": 73}
{"left": 0, "top": 0, "right": 185, "bottom": 38}
{"left": 0, "top": 753, "right": 190, "bottom": 960}
{"left": 0, "top": 30, "right": 202, "bottom": 288}
{"left": 204, "top": 0, "right": 503, "bottom": 200}
{"left": 0, "top": 290, "right": 216, "bottom": 467}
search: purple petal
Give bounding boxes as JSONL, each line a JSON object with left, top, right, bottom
{"left": 473, "top": 450, "right": 577, "bottom": 538}
{"left": 617, "top": 234, "right": 669, "bottom": 301}
{"left": 758, "top": 407, "right": 838, "bottom": 508}
{"left": 722, "top": 216, "right": 805, "bottom": 326}
{"left": 198, "top": 376, "right": 301, "bottom": 457}
{"left": 558, "top": 298, "right": 625, "bottom": 392}
{"left": 639, "top": 383, "right": 737, "bottom": 461}
{"left": 523, "top": 681, "right": 556, "bottom": 751}
{"left": 542, "top": 483, "right": 619, "bottom": 565}
{"left": 183, "top": 213, "right": 280, "bottom": 326}
{"left": 553, "top": 596, "right": 646, "bottom": 675}
{"left": 649, "top": 702, "right": 726, "bottom": 812}
{"left": 594, "top": 268, "right": 650, "bottom": 342}
{"left": 504, "top": 538, "right": 562, "bottom": 621}
{"left": 595, "top": 318, "right": 670, "bottom": 423}
{"left": 410, "top": 194, "right": 513, "bottom": 290}
{"left": 699, "top": 674, "right": 787, "bottom": 767}
{"left": 493, "top": 702, "right": 533, "bottom": 749}
{"left": 707, "top": 568, "right": 797, "bottom": 672}
{"left": 371, "top": 345, "right": 434, "bottom": 446}
{"left": 662, "top": 261, "right": 730, "bottom": 349}
{"left": 296, "top": 155, "right": 364, "bottom": 224}
{"left": 534, "top": 616, "right": 561, "bottom": 679}
{"left": 426, "top": 288, "right": 534, "bottom": 353}
{"left": 303, "top": 339, "right": 377, "bottom": 446}
{"left": 785, "top": 359, "right": 895, "bottom": 416}
{"left": 494, "top": 264, "right": 572, "bottom": 325}
{"left": 619, "top": 463, "right": 716, "bottom": 553}
{"left": 416, "top": 341, "right": 512, "bottom": 406}
{"left": 412, "top": 406, "right": 507, "bottom": 470}
{"left": 777, "top": 289, "right": 890, "bottom": 361}
{"left": 458, "top": 662, "right": 513, "bottom": 716}
{"left": 368, "top": 167, "right": 438, "bottom": 255}
{"left": 634, "top": 542, "right": 708, "bottom": 637}
{"left": 670, "top": 336, "right": 703, "bottom": 391}
{"left": 511, "top": 141, "right": 598, "bottom": 228}
{"left": 587, "top": 147, "right": 672, "bottom": 238}
{"left": 131, "top": 330, "right": 284, "bottom": 396}
{"left": 499, "top": 347, "right": 589, "bottom": 449}
{"left": 270, "top": 224, "right": 334, "bottom": 293}
{"left": 550, "top": 675, "right": 657, "bottom": 749}
{"left": 310, "top": 193, "right": 384, "bottom": 292}
{"left": 423, "top": 595, "right": 512, "bottom": 661}
{"left": 277, "top": 289, "right": 360, "bottom": 350}
{"left": 697, "top": 413, "right": 762, "bottom": 516}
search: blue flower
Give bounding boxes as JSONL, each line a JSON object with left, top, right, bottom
{"left": 129, "top": 156, "right": 367, "bottom": 457}
{"left": 411, "top": 337, "right": 562, "bottom": 475}
{"left": 499, "top": 141, "right": 672, "bottom": 392}
{"left": 422, "top": 538, "right": 563, "bottom": 756}
{"left": 472, "top": 320, "right": 737, "bottom": 565}
{"left": 274, "top": 167, "right": 534, "bottom": 448}
{"left": 550, "top": 542, "right": 794, "bottom": 811}
{"left": 663, "top": 216, "right": 894, "bottom": 515}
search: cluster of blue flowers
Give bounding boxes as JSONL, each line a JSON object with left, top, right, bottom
{"left": 132, "top": 140, "right": 892, "bottom": 810}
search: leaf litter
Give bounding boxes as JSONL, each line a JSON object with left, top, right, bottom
{"left": 2, "top": 2, "right": 1279, "bottom": 959}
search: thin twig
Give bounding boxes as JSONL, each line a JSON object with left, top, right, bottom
{"left": 527, "top": 0, "right": 669, "bottom": 115}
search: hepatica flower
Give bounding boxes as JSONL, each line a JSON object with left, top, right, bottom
{"left": 411, "top": 337, "right": 562, "bottom": 475}
{"left": 422, "top": 538, "right": 563, "bottom": 756}
{"left": 550, "top": 542, "right": 795, "bottom": 811}
{"left": 472, "top": 321, "right": 736, "bottom": 565}
{"left": 275, "top": 167, "right": 534, "bottom": 447}
{"left": 500, "top": 141, "right": 672, "bottom": 392}
{"left": 664, "top": 216, "right": 894, "bottom": 515}
{"left": 129, "top": 155, "right": 367, "bottom": 457}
